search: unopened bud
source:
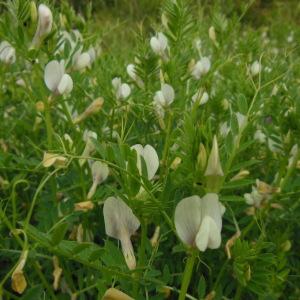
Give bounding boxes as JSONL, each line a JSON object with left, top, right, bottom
{"left": 102, "top": 288, "right": 134, "bottom": 300}
{"left": 73, "top": 98, "right": 104, "bottom": 124}
{"left": 197, "top": 143, "right": 207, "bottom": 171}
{"left": 209, "top": 26, "right": 216, "bottom": 43}
{"left": 36, "top": 101, "right": 45, "bottom": 112}
{"left": 30, "top": 1, "right": 37, "bottom": 23}
{"left": 74, "top": 200, "right": 94, "bottom": 212}
{"left": 230, "top": 170, "right": 250, "bottom": 181}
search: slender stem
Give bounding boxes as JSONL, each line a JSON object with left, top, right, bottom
{"left": 179, "top": 250, "right": 198, "bottom": 300}
{"left": 45, "top": 101, "right": 53, "bottom": 148}
{"left": 234, "top": 284, "right": 243, "bottom": 300}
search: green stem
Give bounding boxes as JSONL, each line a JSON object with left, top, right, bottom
{"left": 234, "top": 284, "right": 243, "bottom": 300}
{"left": 179, "top": 250, "right": 198, "bottom": 300}
{"left": 45, "top": 101, "right": 53, "bottom": 148}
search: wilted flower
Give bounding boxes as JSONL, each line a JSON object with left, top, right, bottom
{"left": 11, "top": 250, "right": 28, "bottom": 294}
{"left": 192, "top": 90, "right": 209, "bottom": 105}
{"left": 131, "top": 144, "right": 159, "bottom": 180}
{"left": 208, "top": 26, "right": 217, "bottom": 43}
{"left": 126, "top": 64, "right": 144, "bottom": 88}
{"left": 52, "top": 256, "right": 62, "bottom": 291}
{"left": 103, "top": 197, "right": 140, "bottom": 270}
{"left": 112, "top": 77, "right": 131, "bottom": 100}
{"left": 74, "top": 200, "right": 94, "bottom": 212}
{"left": 73, "top": 98, "right": 104, "bottom": 124}
{"left": 44, "top": 60, "right": 73, "bottom": 95}
{"left": 79, "top": 130, "right": 97, "bottom": 166}
{"left": 153, "top": 83, "right": 175, "bottom": 118}
{"left": 150, "top": 32, "right": 168, "bottom": 58}
{"left": 0, "top": 41, "right": 16, "bottom": 64}
{"left": 191, "top": 57, "right": 211, "bottom": 79}
{"left": 250, "top": 60, "right": 261, "bottom": 76}
{"left": 32, "top": 4, "right": 53, "bottom": 47}
{"left": 175, "top": 194, "right": 225, "bottom": 251}
{"left": 42, "top": 152, "right": 67, "bottom": 168}
{"left": 87, "top": 161, "right": 109, "bottom": 199}
{"left": 103, "top": 288, "right": 134, "bottom": 300}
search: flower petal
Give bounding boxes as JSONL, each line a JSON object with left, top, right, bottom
{"left": 162, "top": 84, "right": 175, "bottom": 105}
{"left": 174, "top": 195, "right": 202, "bottom": 246}
{"left": 44, "top": 60, "right": 63, "bottom": 91}
{"left": 121, "top": 83, "right": 131, "bottom": 98}
{"left": 143, "top": 144, "right": 159, "bottom": 180}
{"left": 57, "top": 74, "right": 73, "bottom": 95}
{"left": 103, "top": 197, "right": 140, "bottom": 240}
{"left": 201, "top": 193, "right": 223, "bottom": 230}
{"left": 195, "top": 215, "right": 221, "bottom": 251}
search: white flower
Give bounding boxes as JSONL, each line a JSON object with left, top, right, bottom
{"left": 103, "top": 197, "right": 140, "bottom": 270}
{"left": 219, "top": 122, "right": 230, "bottom": 137}
{"left": 0, "top": 41, "right": 16, "bottom": 64}
{"left": 131, "top": 144, "right": 159, "bottom": 180}
{"left": 112, "top": 77, "right": 131, "bottom": 100}
{"left": 153, "top": 83, "right": 175, "bottom": 108}
{"left": 73, "top": 50, "right": 91, "bottom": 71}
{"left": 44, "top": 60, "right": 73, "bottom": 95}
{"left": 174, "top": 193, "right": 225, "bottom": 251}
{"left": 254, "top": 129, "right": 266, "bottom": 143}
{"left": 192, "top": 90, "right": 209, "bottom": 105}
{"left": 126, "top": 64, "right": 144, "bottom": 88}
{"left": 87, "top": 161, "right": 109, "bottom": 199}
{"left": 42, "top": 152, "right": 67, "bottom": 168}
{"left": 244, "top": 187, "right": 263, "bottom": 207}
{"left": 32, "top": 4, "right": 53, "bottom": 47}
{"left": 150, "top": 32, "right": 168, "bottom": 57}
{"left": 79, "top": 130, "right": 97, "bottom": 166}
{"left": 250, "top": 60, "right": 261, "bottom": 76}
{"left": 204, "top": 136, "right": 224, "bottom": 177}
{"left": 191, "top": 57, "right": 211, "bottom": 79}
{"left": 236, "top": 112, "right": 248, "bottom": 132}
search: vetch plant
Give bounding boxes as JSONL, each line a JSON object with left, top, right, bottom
{"left": 0, "top": 41, "right": 16, "bottom": 64}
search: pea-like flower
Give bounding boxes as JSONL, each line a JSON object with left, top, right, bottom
{"left": 44, "top": 60, "right": 73, "bottom": 95}
{"left": 0, "top": 41, "right": 16, "bottom": 64}
{"left": 154, "top": 83, "right": 175, "bottom": 108}
{"left": 126, "top": 64, "right": 144, "bottom": 89}
{"left": 32, "top": 4, "right": 53, "bottom": 47}
{"left": 103, "top": 197, "right": 140, "bottom": 270}
{"left": 150, "top": 32, "right": 168, "bottom": 58}
{"left": 42, "top": 152, "right": 67, "bottom": 168}
{"left": 112, "top": 77, "right": 131, "bottom": 100}
{"left": 131, "top": 144, "right": 159, "bottom": 180}
{"left": 79, "top": 130, "right": 97, "bottom": 166}
{"left": 191, "top": 57, "right": 211, "bottom": 79}
{"left": 192, "top": 90, "right": 209, "bottom": 105}
{"left": 87, "top": 161, "right": 109, "bottom": 199}
{"left": 250, "top": 60, "right": 261, "bottom": 76}
{"left": 174, "top": 193, "right": 225, "bottom": 251}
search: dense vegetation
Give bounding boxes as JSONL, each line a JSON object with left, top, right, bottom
{"left": 0, "top": 0, "right": 300, "bottom": 299}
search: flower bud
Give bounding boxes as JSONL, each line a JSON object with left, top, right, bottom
{"left": 73, "top": 98, "right": 104, "bottom": 124}
{"left": 197, "top": 143, "right": 207, "bottom": 171}
{"left": 74, "top": 200, "right": 94, "bottom": 212}
{"left": 36, "top": 101, "right": 45, "bottom": 112}
{"left": 209, "top": 26, "right": 217, "bottom": 43}
{"left": 250, "top": 60, "right": 261, "bottom": 76}
{"left": 11, "top": 250, "right": 28, "bottom": 294}
{"left": 30, "top": 1, "right": 37, "bottom": 24}
{"left": 102, "top": 288, "right": 134, "bottom": 300}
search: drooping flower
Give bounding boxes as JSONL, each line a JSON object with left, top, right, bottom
{"left": 44, "top": 60, "right": 73, "bottom": 95}
{"left": 250, "top": 60, "right": 261, "bottom": 76}
{"left": 73, "top": 98, "right": 104, "bottom": 124}
{"left": 0, "top": 41, "right": 16, "bottom": 64}
{"left": 79, "top": 130, "right": 97, "bottom": 166}
{"left": 150, "top": 32, "right": 168, "bottom": 57}
{"left": 103, "top": 197, "right": 140, "bottom": 270}
{"left": 126, "top": 64, "right": 144, "bottom": 89}
{"left": 87, "top": 161, "right": 109, "bottom": 199}
{"left": 204, "top": 136, "right": 224, "bottom": 177}
{"left": 131, "top": 144, "right": 159, "bottom": 180}
{"left": 174, "top": 194, "right": 225, "bottom": 251}
{"left": 112, "top": 77, "right": 131, "bottom": 100}
{"left": 32, "top": 4, "right": 53, "bottom": 47}
{"left": 191, "top": 57, "right": 211, "bottom": 79}
{"left": 74, "top": 200, "right": 94, "bottom": 212}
